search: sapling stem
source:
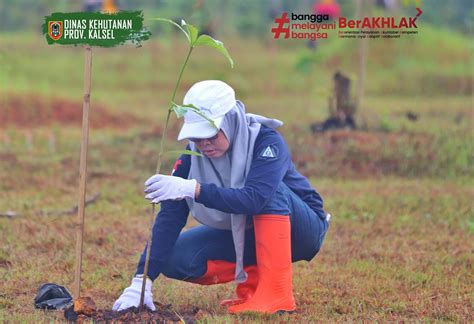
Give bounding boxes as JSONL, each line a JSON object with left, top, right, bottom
{"left": 136, "top": 18, "right": 232, "bottom": 311}
{"left": 139, "top": 47, "right": 194, "bottom": 311}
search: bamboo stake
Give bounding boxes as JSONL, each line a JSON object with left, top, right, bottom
{"left": 74, "top": 45, "right": 93, "bottom": 299}
{"left": 139, "top": 46, "right": 194, "bottom": 311}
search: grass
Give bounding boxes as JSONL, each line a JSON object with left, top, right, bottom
{"left": 0, "top": 22, "right": 473, "bottom": 322}
{"left": 1, "top": 177, "right": 472, "bottom": 322}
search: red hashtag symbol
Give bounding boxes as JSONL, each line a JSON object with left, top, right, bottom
{"left": 272, "top": 12, "right": 290, "bottom": 39}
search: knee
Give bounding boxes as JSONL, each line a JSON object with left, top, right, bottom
{"left": 161, "top": 246, "right": 208, "bottom": 280}
{"left": 293, "top": 218, "right": 329, "bottom": 262}
{"left": 161, "top": 233, "right": 208, "bottom": 280}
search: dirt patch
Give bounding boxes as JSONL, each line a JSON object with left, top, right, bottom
{"left": 0, "top": 260, "right": 12, "bottom": 268}
{"left": 1, "top": 94, "right": 143, "bottom": 128}
{"left": 0, "top": 153, "right": 18, "bottom": 163}
{"left": 64, "top": 303, "right": 201, "bottom": 323}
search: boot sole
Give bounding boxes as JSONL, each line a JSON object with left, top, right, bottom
{"left": 276, "top": 309, "right": 296, "bottom": 315}
{"left": 229, "top": 303, "right": 296, "bottom": 314}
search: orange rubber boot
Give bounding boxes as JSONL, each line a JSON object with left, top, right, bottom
{"left": 220, "top": 265, "right": 259, "bottom": 306}
{"left": 187, "top": 260, "right": 235, "bottom": 285}
{"left": 187, "top": 260, "right": 259, "bottom": 306}
{"left": 228, "top": 215, "right": 296, "bottom": 314}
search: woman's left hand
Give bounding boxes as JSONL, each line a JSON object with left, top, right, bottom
{"left": 144, "top": 174, "right": 198, "bottom": 203}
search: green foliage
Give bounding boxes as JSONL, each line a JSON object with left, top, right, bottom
{"left": 151, "top": 17, "right": 233, "bottom": 167}
{"left": 378, "top": 118, "right": 394, "bottom": 133}
{"left": 151, "top": 18, "right": 190, "bottom": 42}
{"left": 152, "top": 18, "right": 233, "bottom": 68}
{"left": 170, "top": 103, "right": 189, "bottom": 118}
{"left": 295, "top": 50, "right": 316, "bottom": 74}
{"left": 171, "top": 102, "right": 219, "bottom": 129}
{"left": 194, "top": 34, "right": 234, "bottom": 68}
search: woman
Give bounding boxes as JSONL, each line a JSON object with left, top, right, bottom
{"left": 113, "top": 80, "right": 329, "bottom": 314}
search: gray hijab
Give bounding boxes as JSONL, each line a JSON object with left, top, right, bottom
{"left": 186, "top": 100, "right": 283, "bottom": 282}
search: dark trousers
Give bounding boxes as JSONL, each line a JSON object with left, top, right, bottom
{"left": 160, "top": 183, "right": 329, "bottom": 281}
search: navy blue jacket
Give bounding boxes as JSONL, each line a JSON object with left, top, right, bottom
{"left": 136, "top": 126, "right": 324, "bottom": 279}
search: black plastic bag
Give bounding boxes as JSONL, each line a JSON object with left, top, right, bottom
{"left": 34, "top": 283, "right": 73, "bottom": 310}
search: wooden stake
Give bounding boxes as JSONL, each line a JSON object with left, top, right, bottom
{"left": 74, "top": 45, "right": 92, "bottom": 299}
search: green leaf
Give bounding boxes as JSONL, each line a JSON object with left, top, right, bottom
{"left": 171, "top": 102, "right": 218, "bottom": 129}
{"left": 150, "top": 18, "right": 190, "bottom": 43}
{"left": 194, "top": 34, "right": 234, "bottom": 68}
{"left": 165, "top": 149, "right": 203, "bottom": 157}
{"left": 181, "top": 19, "right": 199, "bottom": 45}
{"left": 181, "top": 103, "right": 218, "bottom": 129}
{"left": 170, "top": 103, "right": 188, "bottom": 118}
{"left": 178, "top": 102, "right": 200, "bottom": 110}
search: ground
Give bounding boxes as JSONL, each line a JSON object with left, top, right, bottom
{"left": 0, "top": 24, "right": 472, "bottom": 322}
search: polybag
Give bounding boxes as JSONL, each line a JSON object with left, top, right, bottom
{"left": 34, "top": 283, "right": 73, "bottom": 310}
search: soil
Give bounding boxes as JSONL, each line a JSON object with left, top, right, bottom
{"left": 64, "top": 303, "right": 202, "bottom": 323}
{"left": 1, "top": 94, "right": 143, "bottom": 128}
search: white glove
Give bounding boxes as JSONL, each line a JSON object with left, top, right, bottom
{"left": 112, "top": 276, "right": 156, "bottom": 311}
{"left": 144, "top": 174, "right": 197, "bottom": 203}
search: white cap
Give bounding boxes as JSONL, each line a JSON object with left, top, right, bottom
{"left": 177, "top": 80, "right": 236, "bottom": 141}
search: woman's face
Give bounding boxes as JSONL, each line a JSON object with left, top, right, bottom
{"left": 193, "top": 130, "right": 230, "bottom": 159}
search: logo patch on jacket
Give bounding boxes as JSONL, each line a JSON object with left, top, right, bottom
{"left": 171, "top": 159, "right": 182, "bottom": 175}
{"left": 260, "top": 145, "right": 277, "bottom": 159}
